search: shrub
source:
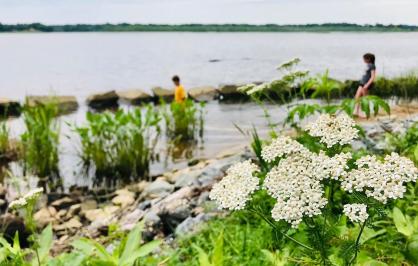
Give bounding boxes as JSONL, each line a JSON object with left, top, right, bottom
{"left": 75, "top": 106, "right": 160, "bottom": 186}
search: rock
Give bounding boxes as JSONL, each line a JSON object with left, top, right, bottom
{"left": 0, "top": 98, "right": 21, "bottom": 117}
{"left": 65, "top": 204, "right": 81, "bottom": 219}
{"left": 86, "top": 90, "right": 119, "bottom": 109}
{"left": 112, "top": 194, "right": 135, "bottom": 208}
{"left": 197, "top": 191, "right": 210, "bottom": 206}
{"left": 159, "top": 198, "right": 192, "bottom": 234}
{"left": 51, "top": 197, "right": 78, "bottom": 210}
{"left": 117, "top": 89, "right": 153, "bottom": 105}
{"left": 53, "top": 218, "right": 82, "bottom": 231}
{"left": 142, "top": 178, "right": 174, "bottom": 199}
{"left": 83, "top": 206, "right": 119, "bottom": 223}
{"left": 143, "top": 211, "right": 161, "bottom": 227}
{"left": 152, "top": 87, "right": 174, "bottom": 102}
{"left": 174, "top": 169, "right": 202, "bottom": 188}
{"left": 34, "top": 207, "right": 58, "bottom": 228}
{"left": 26, "top": 95, "right": 78, "bottom": 114}
{"left": 119, "top": 209, "right": 145, "bottom": 230}
{"left": 126, "top": 181, "right": 149, "bottom": 194}
{"left": 81, "top": 199, "right": 98, "bottom": 212}
{"left": 218, "top": 84, "right": 248, "bottom": 102}
{"left": 175, "top": 213, "right": 212, "bottom": 236}
{"left": 188, "top": 86, "right": 219, "bottom": 102}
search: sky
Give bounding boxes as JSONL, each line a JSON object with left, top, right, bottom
{"left": 0, "top": 0, "right": 418, "bottom": 25}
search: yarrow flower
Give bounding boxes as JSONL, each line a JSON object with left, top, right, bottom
{"left": 341, "top": 153, "right": 418, "bottom": 203}
{"left": 8, "top": 187, "right": 44, "bottom": 211}
{"left": 8, "top": 198, "right": 28, "bottom": 210}
{"left": 343, "top": 204, "right": 369, "bottom": 223}
{"left": 306, "top": 113, "right": 358, "bottom": 148}
{"left": 261, "top": 136, "right": 308, "bottom": 163}
{"left": 209, "top": 160, "right": 260, "bottom": 210}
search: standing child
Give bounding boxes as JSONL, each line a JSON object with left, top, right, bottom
{"left": 355, "top": 53, "right": 377, "bottom": 117}
{"left": 172, "top": 75, "right": 186, "bottom": 103}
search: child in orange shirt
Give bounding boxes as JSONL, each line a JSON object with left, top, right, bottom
{"left": 172, "top": 75, "right": 186, "bottom": 103}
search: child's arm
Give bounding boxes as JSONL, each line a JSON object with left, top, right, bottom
{"left": 364, "top": 70, "right": 376, "bottom": 90}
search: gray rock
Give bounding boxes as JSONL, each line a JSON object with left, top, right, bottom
{"left": 174, "top": 169, "right": 202, "bottom": 188}
{"left": 142, "top": 179, "right": 174, "bottom": 199}
{"left": 0, "top": 97, "right": 21, "bottom": 117}
{"left": 86, "top": 90, "right": 119, "bottom": 109}
{"left": 197, "top": 191, "right": 210, "bottom": 206}
{"left": 188, "top": 86, "right": 219, "bottom": 102}
{"left": 116, "top": 89, "right": 153, "bottom": 105}
{"left": 143, "top": 210, "right": 161, "bottom": 227}
{"left": 175, "top": 213, "right": 212, "bottom": 236}
{"left": 152, "top": 87, "right": 174, "bottom": 102}
{"left": 119, "top": 208, "right": 145, "bottom": 230}
{"left": 51, "top": 197, "right": 79, "bottom": 210}
{"left": 26, "top": 95, "right": 78, "bottom": 114}
{"left": 218, "top": 84, "right": 248, "bottom": 102}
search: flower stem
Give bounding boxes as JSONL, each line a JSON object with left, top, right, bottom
{"left": 349, "top": 219, "right": 367, "bottom": 265}
{"left": 248, "top": 209, "right": 314, "bottom": 251}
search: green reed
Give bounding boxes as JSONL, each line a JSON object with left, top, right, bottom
{"left": 21, "top": 102, "right": 60, "bottom": 181}
{"left": 75, "top": 106, "right": 160, "bottom": 185}
{"left": 162, "top": 99, "right": 205, "bottom": 142}
{"left": 0, "top": 121, "right": 9, "bottom": 156}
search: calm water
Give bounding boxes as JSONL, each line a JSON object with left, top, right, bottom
{"left": 1, "top": 32, "right": 418, "bottom": 99}
{"left": 2, "top": 32, "right": 418, "bottom": 188}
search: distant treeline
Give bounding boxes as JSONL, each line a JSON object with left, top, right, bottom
{"left": 1, "top": 23, "right": 418, "bottom": 32}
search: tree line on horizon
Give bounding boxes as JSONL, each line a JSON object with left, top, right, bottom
{"left": 1, "top": 23, "right": 418, "bottom": 32}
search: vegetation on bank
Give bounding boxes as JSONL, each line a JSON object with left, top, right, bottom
{"left": 1, "top": 23, "right": 418, "bottom": 33}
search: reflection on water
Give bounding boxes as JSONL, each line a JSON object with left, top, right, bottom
{"left": 1, "top": 100, "right": 289, "bottom": 190}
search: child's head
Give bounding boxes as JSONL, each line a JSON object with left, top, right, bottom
{"left": 172, "top": 75, "right": 180, "bottom": 86}
{"left": 363, "top": 53, "right": 375, "bottom": 64}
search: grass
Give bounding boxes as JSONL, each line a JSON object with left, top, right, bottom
{"left": 20, "top": 102, "right": 60, "bottom": 183}
{"left": 0, "top": 121, "right": 9, "bottom": 156}
{"left": 75, "top": 106, "right": 161, "bottom": 186}
{"left": 162, "top": 99, "right": 205, "bottom": 143}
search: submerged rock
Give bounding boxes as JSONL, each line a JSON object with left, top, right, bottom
{"left": 86, "top": 90, "right": 119, "bottom": 109}
{"left": 188, "top": 86, "right": 219, "bottom": 102}
{"left": 26, "top": 95, "right": 78, "bottom": 114}
{"left": 117, "top": 89, "right": 153, "bottom": 105}
{"left": 218, "top": 84, "right": 248, "bottom": 102}
{"left": 0, "top": 97, "right": 21, "bottom": 117}
{"left": 152, "top": 87, "right": 174, "bottom": 102}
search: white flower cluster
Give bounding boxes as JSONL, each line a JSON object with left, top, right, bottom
{"left": 264, "top": 149, "right": 349, "bottom": 227}
{"left": 343, "top": 204, "right": 369, "bottom": 223}
{"left": 261, "top": 136, "right": 308, "bottom": 163}
{"left": 209, "top": 160, "right": 260, "bottom": 210}
{"left": 306, "top": 113, "right": 358, "bottom": 147}
{"left": 341, "top": 153, "right": 418, "bottom": 203}
{"left": 8, "top": 187, "right": 44, "bottom": 210}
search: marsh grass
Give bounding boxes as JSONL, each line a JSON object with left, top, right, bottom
{"left": 162, "top": 99, "right": 205, "bottom": 143}
{"left": 75, "top": 106, "right": 161, "bottom": 186}
{"left": 0, "top": 121, "right": 9, "bottom": 156}
{"left": 21, "top": 102, "right": 60, "bottom": 184}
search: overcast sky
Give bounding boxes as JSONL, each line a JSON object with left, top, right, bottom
{"left": 1, "top": 0, "right": 417, "bottom": 25}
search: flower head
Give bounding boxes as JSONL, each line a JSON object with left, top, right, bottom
{"left": 306, "top": 113, "right": 358, "bottom": 148}
{"left": 341, "top": 153, "right": 418, "bottom": 203}
{"left": 8, "top": 198, "right": 28, "bottom": 210}
{"left": 343, "top": 204, "right": 369, "bottom": 223}
{"left": 24, "top": 187, "right": 44, "bottom": 202}
{"left": 261, "top": 136, "right": 308, "bottom": 163}
{"left": 210, "top": 160, "right": 260, "bottom": 210}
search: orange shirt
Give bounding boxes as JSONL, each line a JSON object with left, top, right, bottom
{"left": 174, "top": 85, "right": 186, "bottom": 103}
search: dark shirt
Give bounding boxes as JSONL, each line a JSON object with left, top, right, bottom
{"left": 360, "top": 63, "right": 376, "bottom": 85}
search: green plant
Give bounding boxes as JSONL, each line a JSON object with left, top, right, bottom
{"left": 162, "top": 99, "right": 205, "bottom": 143}
{"left": 0, "top": 121, "right": 9, "bottom": 156}
{"left": 75, "top": 106, "right": 160, "bottom": 185}
{"left": 193, "top": 230, "right": 224, "bottom": 266}
{"left": 21, "top": 102, "right": 60, "bottom": 182}
{"left": 386, "top": 122, "right": 418, "bottom": 164}
{"left": 308, "top": 70, "right": 342, "bottom": 104}
{"left": 70, "top": 222, "right": 161, "bottom": 266}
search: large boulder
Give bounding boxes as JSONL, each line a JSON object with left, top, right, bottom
{"left": 26, "top": 95, "right": 78, "bottom": 114}
{"left": 188, "top": 86, "right": 219, "bottom": 102}
{"left": 152, "top": 87, "right": 174, "bottom": 102}
{"left": 218, "top": 84, "right": 248, "bottom": 102}
{"left": 0, "top": 98, "right": 21, "bottom": 117}
{"left": 116, "top": 89, "right": 153, "bottom": 105}
{"left": 86, "top": 90, "right": 119, "bottom": 109}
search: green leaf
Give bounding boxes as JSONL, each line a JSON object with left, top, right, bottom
{"left": 120, "top": 222, "right": 143, "bottom": 262}
{"left": 120, "top": 240, "right": 161, "bottom": 266}
{"left": 36, "top": 224, "right": 53, "bottom": 264}
{"left": 393, "top": 207, "right": 414, "bottom": 237}
{"left": 212, "top": 231, "right": 224, "bottom": 266}
{"left": 193, "top": 244, "right": 212, "bottom": 266}
{"left": 360, "top": 97, "right": 371, "bottom": 118}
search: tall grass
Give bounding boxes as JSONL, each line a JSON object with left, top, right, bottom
{"left": 75, "top": 106, "right": 160, "bottom": 186}
{"left": 21, "top": 102, "right": 60, "bottom": 183}
{"left": 162, "top": 99, "right": 205, "bottom": 142}
{"left": 0, "top": 121, "right": 9, "bottom": 156}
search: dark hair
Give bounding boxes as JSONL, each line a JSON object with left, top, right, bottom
{"left": 172, "top": 75, "right": 180, "bottom": 82}
{"left": 363, "top": 53, "right": 375, "bottom": 64}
